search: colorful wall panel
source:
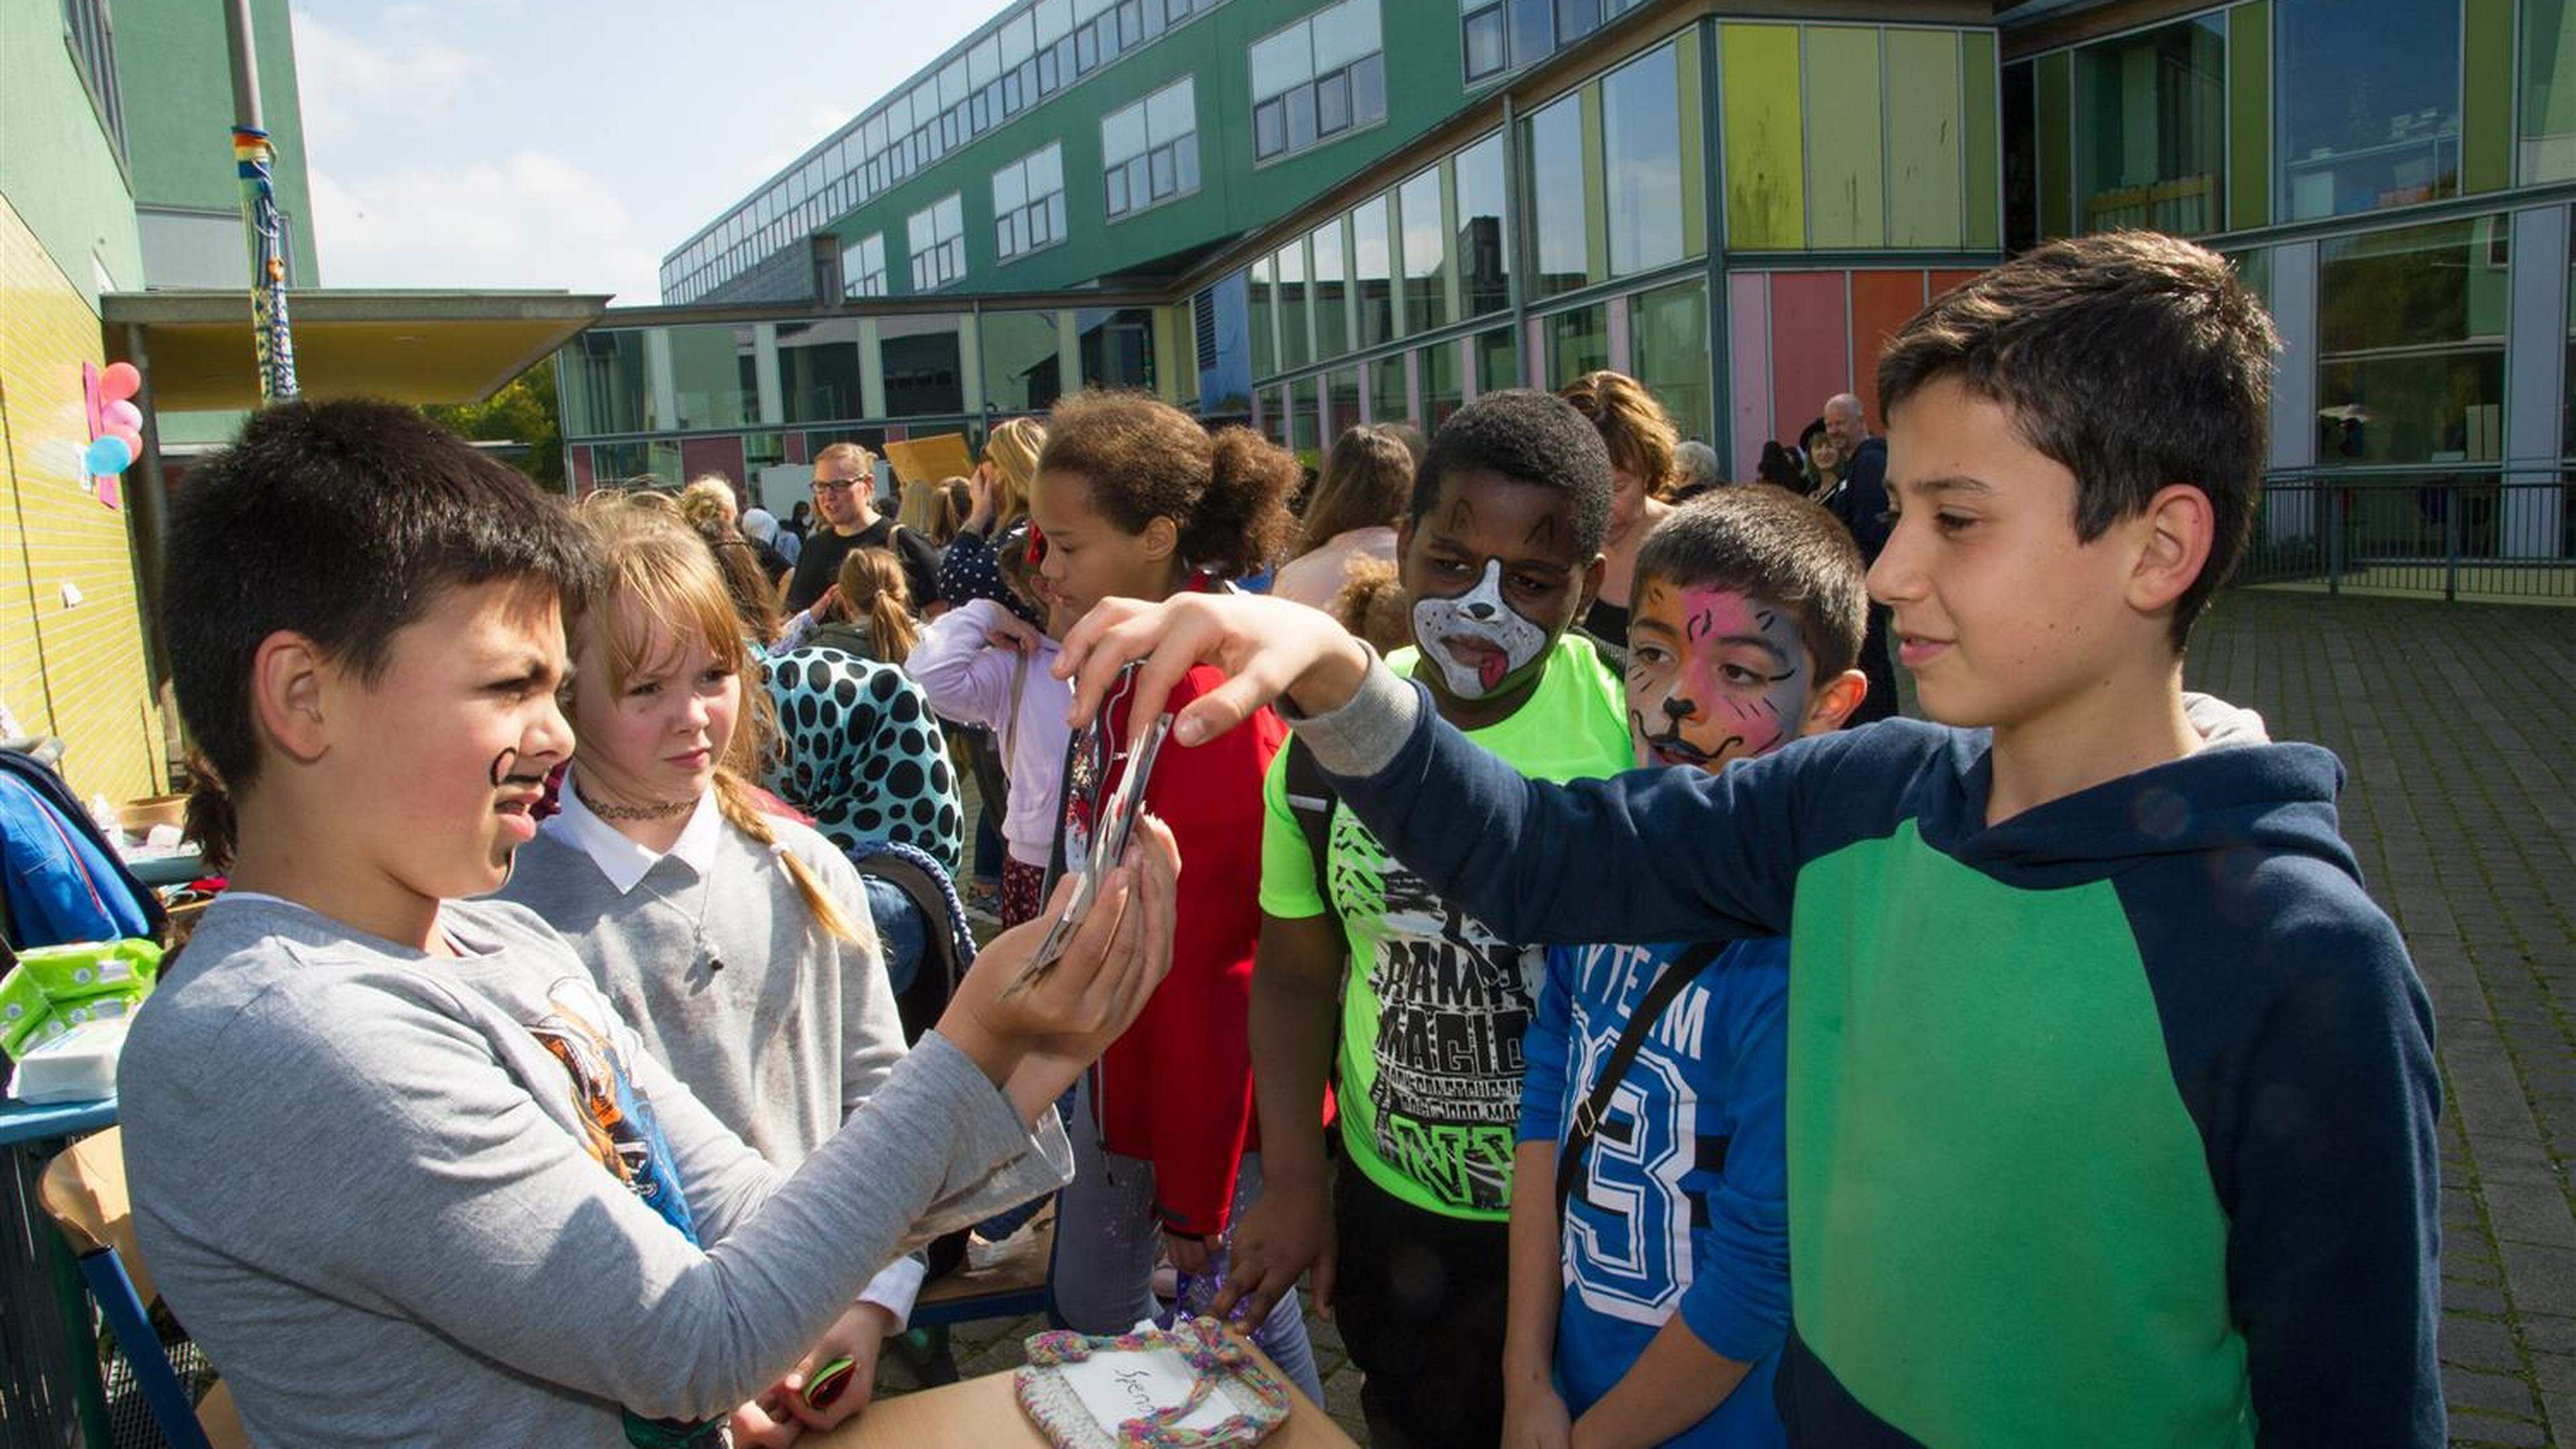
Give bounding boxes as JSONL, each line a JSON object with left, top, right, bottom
{"left": 1766, "top": 272, "right": 1853, "bottom": 451}
{"left": 1722, "top": 25, "right": 1807, "bottom": 249}
{"left": 1886, "top": 28, "right": 1966, "bottom": 248}
{"left": 1728, "top": 272, "right": 1776, "bottom": 480}
{"left": 1849, "top": 270, "right": 1931, "bottom": 424}
{"left": 1805, "top": 28, "right": 1886, "bottom": 248}
{"left": 1728, "top": 267, "right": 1984, "bottom": 477}
{"left": 680, "top": 435, "right": 749, "bottom": 494}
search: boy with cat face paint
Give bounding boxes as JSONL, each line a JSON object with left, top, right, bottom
{"left": 1216, "top": 392, "right": 1633, "bottom": 1449}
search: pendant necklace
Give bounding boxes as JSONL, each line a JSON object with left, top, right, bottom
{"left": 577, "top": 780, "right": 724, "bottom": 973}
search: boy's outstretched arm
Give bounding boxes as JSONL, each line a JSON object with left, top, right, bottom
{"left": 1059, "top": 594, "right": 1805, "bottom": 948}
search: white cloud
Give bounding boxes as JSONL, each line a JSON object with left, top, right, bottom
{"left": 310, "top": 152, "right": 661, "bottom": 303}
{"left": 291, "top": 9, "right": 477, "bottom": 150}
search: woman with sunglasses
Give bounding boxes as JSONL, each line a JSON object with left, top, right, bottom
{"left": 1024, "top": 390, "right": 1324, "bottom": 1403}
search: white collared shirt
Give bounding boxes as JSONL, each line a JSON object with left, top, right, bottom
{"left": 543, "top": 773, "right": 721, "bottom": 894}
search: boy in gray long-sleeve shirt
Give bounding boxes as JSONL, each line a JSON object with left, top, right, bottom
{"left": 123, "top": 400, "right": 1175, "bottom": 1447}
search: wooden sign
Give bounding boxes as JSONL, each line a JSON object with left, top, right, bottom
{"left": 882, "top": 432, "right": 975, "bottom": 485}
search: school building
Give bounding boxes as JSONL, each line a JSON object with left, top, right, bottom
{"left": 559, "top": 0, "right": 2576, "bottom": 595}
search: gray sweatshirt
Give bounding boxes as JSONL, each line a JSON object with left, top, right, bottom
{"left": 493, "top": 796, "right": 926, "bottom": 1318}
{"left": 119, "top": 894, "right": 1070, "bottom": 1447}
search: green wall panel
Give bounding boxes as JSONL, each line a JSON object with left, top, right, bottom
{"left": 113, "top": 0, "right": 317, "bottom": 282}
{"left": 2, "top": 0, "right": 144, "bottom": 303}
{"left": 1886, "top": 28, "right": 1964, "bottom": 247}
{"left": 2036, "top": 49, "right": 2073, "bottom": 239}
{"left": 1805, "top": 28, "right": 1886, "bottom": 248}
{"left": 1722, "top": 23, "right": 1807, "bottom": 250}
{"left": 1962, "top": 30, "right": 1999, "bottom": 250}
{"left": 2461, "top": 0, "right": 2514, "bottom": 194}
{"left": 1580, "top": 83, "right": 1612, "bottom": 287}
{"left": 2226, "top": 3, "right": 2271, "bottom": 231}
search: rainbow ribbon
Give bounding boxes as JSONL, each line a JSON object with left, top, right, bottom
{"left": 233, "top": 126, "right": 299, "bottom": 404}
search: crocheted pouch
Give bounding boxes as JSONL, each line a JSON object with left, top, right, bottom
{"left": 1012, "top": 1317, "right": 1291, "bottom": 1449}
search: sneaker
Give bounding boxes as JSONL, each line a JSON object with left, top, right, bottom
{"left": 961, "top": 879, "right": 1002, "bottom": 925}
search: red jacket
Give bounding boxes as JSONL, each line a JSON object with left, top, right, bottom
{"left": 1074, "top": 662, "right": 1285, "bottom": 1237}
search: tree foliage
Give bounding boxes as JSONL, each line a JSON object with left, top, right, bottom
{"left": 427, "top": 364, "right": 564, "bottom": 491}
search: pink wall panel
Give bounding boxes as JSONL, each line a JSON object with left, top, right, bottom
{"left": 570, "top": 445, "right": 595, "bottom": 496}
{"left": 679, "top": 436, "right": 748, "bottom": 498}
{"left": 1727, "top": 272, "right": 1774, "bottom": 481}
{"left": 784, "top": 431, "right": 811, "bottom": 465}
{"left": 1767, "top": 272, "right": 1852, "bottom": 448}
{"left": 1849, "top": 271, "right": 1931, "bottom": 429}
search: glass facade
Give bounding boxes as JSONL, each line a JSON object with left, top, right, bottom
{"left": 2277, "top": 0, "right": 2460, "bottom": 220}
{"left": 1399, "top": 164, "right": 1451, "bottom": 335}
{"left": 1522, "top": 93, "right": 1590, "bottom": 299}
{"left": 1543, "top": 305, "right": 1609, "bottom": 388}
{"left": 1628, "top": 280, "right": 1709, "bottom": 445}
{"left": 2527, "top": 0, "right": 2576, "bottom": 183}
{"left": 879, "top": 313, "right": 967, "bottom": 415}
{"left": 1311, "top": 220, "right": 1350, "bottom": 360}
{"left": 1456, "top": 133, "right": 1511, "bottom": 317}
{"left": 2318, "top": 218, "right": 2509, "bottom": 466}
{"left": 983, "top": 309, "right": 1064, "bottom": 413}
{"left": 1600, "top": 41, "right": 1690, "bottom": 277}
{"left": 841, "top": 233, "right": 888, "bottom": 299}
{"left": 1352, "top": 195, "right": 1394, "bottom": 350}
{"left": 777, "top": 319, "right": 864, "bottom": 423}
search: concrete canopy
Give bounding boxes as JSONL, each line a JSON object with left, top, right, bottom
{"left": 100, "top": 288, "right": 610, "bottom": 411}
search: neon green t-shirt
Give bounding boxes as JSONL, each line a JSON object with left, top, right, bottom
{"left": 1258, "top": 634, "right": 1631, "bottom": 1219}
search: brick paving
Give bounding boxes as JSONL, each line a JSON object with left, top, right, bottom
{"left": 905, "top": 588, "right": 2576, "bottom": 1446}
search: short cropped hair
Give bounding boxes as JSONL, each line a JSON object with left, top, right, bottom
{"left": 1559, "top": 371, "right": 1678, "bottom": 496}
{"left": 1413, "top": 390, "right": 1613, "bottom": 559}
{"left": 1635, "top": 487, "right": 1866, "bottom": 680}
{"left": 165, "top": 399, "right": 588, "bottom": 794}
{"left": 1878, "top": 232, "right": 2278, "bottom": 647}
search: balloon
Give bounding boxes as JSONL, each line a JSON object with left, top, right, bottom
{"left": 106, "top": 425, "right": 143, "bottom": 457}
{"left": 98, "top": 362, "right": 142, "bottom": 402}
{"left": 85, "top": 437, "right": 132, "bottom": 475}
{"left": 103, "top": 400, "right": 142, "bottom": 431}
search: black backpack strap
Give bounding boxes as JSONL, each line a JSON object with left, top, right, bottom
{"left": 1554, "top": 940, "right": 1727, "bottom": 1225}
{"left": 1279, "top": 736, "right": 1336, "bottom": 912}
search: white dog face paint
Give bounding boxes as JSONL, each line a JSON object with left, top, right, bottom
{"left": 1411, "top": 558, "right": 1550, "bottom": 700}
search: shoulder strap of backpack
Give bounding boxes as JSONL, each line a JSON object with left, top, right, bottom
{"left": 1279, "top": 735, "right": 1336, "bottom": 913}
{"left": 1553, "top": 940, "right": 1728, "bottom": 1226}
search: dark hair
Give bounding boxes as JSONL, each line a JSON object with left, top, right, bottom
{"left": 164, "top": 399, "right": 588, "bottom": 856}
{"left": 1878, "top": 231, "right": 2278, "bottom": 647}
{"left": 1040, "top": 389, "right": 1298, "bottom": 577}
{"left": 1756, "top": 441, "right": 1807, "bottom": 492}
{"left": 1380, "top": 422, "right": 1430, "bottom": 470}
{"left": 1796, "top": 418, "right": 1830, "bottom": 455}
{"left": 1635, "top": 487, "right": 1866, "bottom": 680}
{"left": 1297, "top": 425, "right": 1415, "bottom": 553}
{"left": 1413, "top": 390, "right": 1613, "bottom": 558}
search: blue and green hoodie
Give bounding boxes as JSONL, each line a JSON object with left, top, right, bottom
{"left": 1288, "top": 662, "right": 2443, "bottom": 1447}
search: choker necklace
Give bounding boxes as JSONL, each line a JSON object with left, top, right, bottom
{"left": 576, "top": 784, "right": 696, "bottom": 821}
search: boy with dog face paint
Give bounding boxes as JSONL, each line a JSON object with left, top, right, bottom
{"left": 1220, "top": 393, "right": 1633, "bottom": 1449}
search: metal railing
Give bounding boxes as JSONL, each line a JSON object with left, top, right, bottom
{"left": 2239, "top": 465, "right": 2576, "bottom": 603}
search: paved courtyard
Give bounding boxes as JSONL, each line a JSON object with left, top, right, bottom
{"left": 902, "top": 588, "right": 2576, "bottom": 1446}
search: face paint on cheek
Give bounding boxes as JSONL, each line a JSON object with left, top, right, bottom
{"left": 488, "top": 749, "right": 519, "bottom": 789}
{"left": 1411, "top": 559, "right": 1550, "bottom": 699}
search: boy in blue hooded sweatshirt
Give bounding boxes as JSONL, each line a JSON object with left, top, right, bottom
{"left": 1059, "top": 232, "right": 2444, "bottom": 1446}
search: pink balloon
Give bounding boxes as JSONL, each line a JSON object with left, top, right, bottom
{"left": 103, "top": 400, "right": 142, "bottom": 431}
{"left": 106, "top": 425, "right": 142, "bottom": 457}
{"left": 99, "top": 362, "right": 142, "bottom": 402}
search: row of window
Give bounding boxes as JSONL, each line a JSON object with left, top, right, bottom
{"left": 559, "top": 305, "right": 1169, "bottom": 438}
{"left": 663, "top": 0, "right": 1229, "bottom": 301}
{"left": 2012, "top": 0, "right": 2576, "bottom": 250}
{"left": 1250, "top": 0, "right": 1387, "bottom": 162}
{"left": 1462, "top": 0, "right": 1654, "bottom": 86}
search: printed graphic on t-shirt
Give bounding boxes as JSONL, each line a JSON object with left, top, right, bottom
{"left": 1559, "top": 942, "right": 1715, "bottom": 1325}
{"left": 1330, "top": 810, "right": 1538, "bottom": 1214}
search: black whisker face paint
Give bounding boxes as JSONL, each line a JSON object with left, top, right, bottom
{"left": 489, "top": 749, "right": 521, "bottom": 789}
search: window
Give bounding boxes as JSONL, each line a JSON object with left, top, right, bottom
{"left": 1311, "top": 221, "right": 1350, "bottom": 360}
{"left": 1627, "top": 281, "right": 1709, "bottom": 442}
{"left": 561, "top": 331, "right": 651, "bottom": 436}
{"left": 1399, "top": 164, "right": 1451, "bottom": 335}
{"left": 1369, "top": 354, "right": 1410, "bottom": 426}
{"left": 666, "top": 325, "right": 757, "bottom": 432}
{"left": 842, "top": 233, "right": 888, "bottom": 298}
{"left": 1104, "top": 78, "right": 1200, "bottom": 219}
{"left": 2072, "top": 15, "right": 2224, "bottom": 235}
{"left": 908, "top": 193, "right": 965, "bottom": 290}
{"left": 1277, "top": 241, "right": 1311, "bottom": 371}
{"left": 1460, "top": 0, "right": 1557, "bottom": 83}
{"left": 1456, "top": 133, "right": 1511, "bottom": 317}
{"left": 1251, "top": 0, "right": 1385, "bottom": 162}
{"left": 1425, "top": 341, "right": 1464, "bottom": 427}
{"left": 2318, "top": 218, "right": 2508, "bottom": 464}
{"left": 1601, "top": 43, "right": 1686, "bottom": 276}
{"left": 1352, "top": 195, "right": 1394, "bottom": 348}
{"left": 994, "top": 144, "right": 1067, "bottom": 262}
{"left": 1543, "top": 305, "right": 1609, "bottom": 388}
{"left": 2527, "top": 0, "right": 2576, "bottom": 182}
{"left": 881, "top": 314, "right": 967, "bottom": 416}
{"left": 1250, "top": 257, "right": 1277, "bottom": 376}
{"left": 1079, "top": 308, "right": 1157, "bottom": 390}
{"left": 2279, "top": 0, "right": 2460, "bottom": 219}
{"left": 1473, "top": 325, "right": 1520, "bottom": 394}
{"left": 1725, "top": 22, "right": 1980, "bottom": 250}
{"left": 1522, "top": 93, "right": 1589, "bottom": 299}
{"left": 778, "top": 319, "right": 863, "bottom": 423}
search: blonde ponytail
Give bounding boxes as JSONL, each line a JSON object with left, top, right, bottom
{"left": 712, "top": 769, "right": 864, "bottom": 946}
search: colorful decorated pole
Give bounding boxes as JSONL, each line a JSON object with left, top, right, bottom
{"left": 224, "top": 0, "right": 298, "bottom": 403}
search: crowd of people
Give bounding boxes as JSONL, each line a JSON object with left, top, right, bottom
{"left": 116, "top": 231, "right": 2441, "bottom": 1449}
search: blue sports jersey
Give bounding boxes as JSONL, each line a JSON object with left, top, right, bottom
{"left": 1521, "top": 936, "right": 1791, "bottom": 1448}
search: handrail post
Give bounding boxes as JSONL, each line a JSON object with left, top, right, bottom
{"left": 2444, "top": 484, "right": 2461, "bottom": 602}
{"left": 2326, "top": 484, "right": 2343, "bottom": 596}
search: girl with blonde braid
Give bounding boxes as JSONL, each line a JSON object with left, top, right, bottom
{"left": 496, "top": 494, "right": 943, "bottom": 1442}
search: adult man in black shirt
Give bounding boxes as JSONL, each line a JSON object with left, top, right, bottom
{"left": 785, "top": 441, "right": 941, "bottom": 616}
{"left": 1823, "top": 392, "right": 1898, "bottom": 724}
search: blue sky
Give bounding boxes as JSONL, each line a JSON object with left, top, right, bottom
{"left": 291, "top": 1, "right": 1002, "bottom": 305}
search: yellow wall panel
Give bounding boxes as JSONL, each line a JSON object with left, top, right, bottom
{"left": 1805, "top": 28, "right": 1886, "bottom": 248}
{"left": 0, "top": 196, "right": 166, "bottom": 804}
{"left": 1886, "top": 28, "right": 1965, "bottom": 248}
{"left": 1722, "top": 24, "right": 1807, "bottom": 250}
